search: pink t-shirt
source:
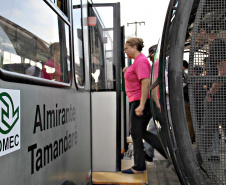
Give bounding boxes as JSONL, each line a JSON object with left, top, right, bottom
{"left": 124, "top": 54, "right": 151, "bottom": 102}
{"left": 42, "top": 59, "right": 62, "bottom": 82}
{"left": 152, "top": 59, "right": 160, "bottom": 99}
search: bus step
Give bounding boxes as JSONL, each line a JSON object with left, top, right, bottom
{"left": 92, "top": 159, "right": 148, "bottom": 184}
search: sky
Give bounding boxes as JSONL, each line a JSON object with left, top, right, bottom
{"left": 92, "top": 0, "right": 170, "bottom": 57}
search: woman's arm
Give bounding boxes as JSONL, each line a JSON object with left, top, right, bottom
{"left": 152, "top": 85, "right": 161, "bottom": 110}
{"left": 135, "top": 78, "right": 150, "bottom": 116}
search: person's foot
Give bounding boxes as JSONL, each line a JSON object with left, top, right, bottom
{"left": 145, "top": 154, "right": 153, "bottom": 162}
{"left": 122, "top": 168, "right": 144, "bottom": 174}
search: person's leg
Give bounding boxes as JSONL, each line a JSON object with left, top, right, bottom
{"left": 148, "top": 118, "right": 157, "bottom": 135}
{"left": 212, "top": 130, "right": 220, "bottom": 157}
{"left": 144, "top": 118, "right": 156, "bottom": 159}
{"left": 143, "top": 131, "right": 167, "bottom": 159}
{"left": 142, "top": 101, "right": 167, "bottom": 159}
{"left": 202, "top": 100, "right": 214, "bottom": 152}
{"left": 143, "top": 141, "right": 154, "bottom": 158}
{"left": 130, "top": 101, "right": 146, "bottom": 171}
{"left": 185, "top": 103, "right": 195, "bottom": 143}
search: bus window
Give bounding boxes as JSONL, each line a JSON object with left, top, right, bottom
{"left": 49, "top": 0, "right": 68, "bottom": 17}
{"left": 89, "top": 6, "right": 115, "bottom": 91}
{"left": 73, "top": 0, "right": 85, "bottom": 87}
{"left": 0, "top": 0, "right": 70, "bottom": 83}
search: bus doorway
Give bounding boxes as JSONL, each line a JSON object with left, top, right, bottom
{"left": 88, "top": 3, "right": 122, "bottom": 172}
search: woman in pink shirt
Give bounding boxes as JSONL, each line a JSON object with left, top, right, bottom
{"left": 122, "top": 38, "right": 166, "bottom": 174}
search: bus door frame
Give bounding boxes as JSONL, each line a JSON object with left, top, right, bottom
{"left": 88, "top": 2, "right": 122, "bottom": 172}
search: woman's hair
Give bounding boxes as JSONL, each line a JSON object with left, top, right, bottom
{"left": 126, "top": 38, "right": 144, "bottom": 51}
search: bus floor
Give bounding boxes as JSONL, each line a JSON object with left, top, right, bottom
{"left": 92, "top": 150, "right": 181, "bottom": 185}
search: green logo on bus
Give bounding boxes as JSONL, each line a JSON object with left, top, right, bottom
{"left": 0, "top": 92, "right": 19, "bottom": 134}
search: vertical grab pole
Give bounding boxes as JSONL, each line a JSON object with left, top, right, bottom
{"left": 115, "top": 2, "right": 122, "bottom": 171}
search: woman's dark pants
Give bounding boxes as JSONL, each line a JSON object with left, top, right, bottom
{"left": 130, "top": 100, "right": 167, "bottom": 171}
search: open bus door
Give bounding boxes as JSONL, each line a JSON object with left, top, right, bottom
{"left": 88, "top": 3, "right": 122, "bottom": 172}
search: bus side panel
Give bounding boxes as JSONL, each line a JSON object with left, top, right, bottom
{"left": 0, "top": 81, "right": 91, "bottom": 185}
